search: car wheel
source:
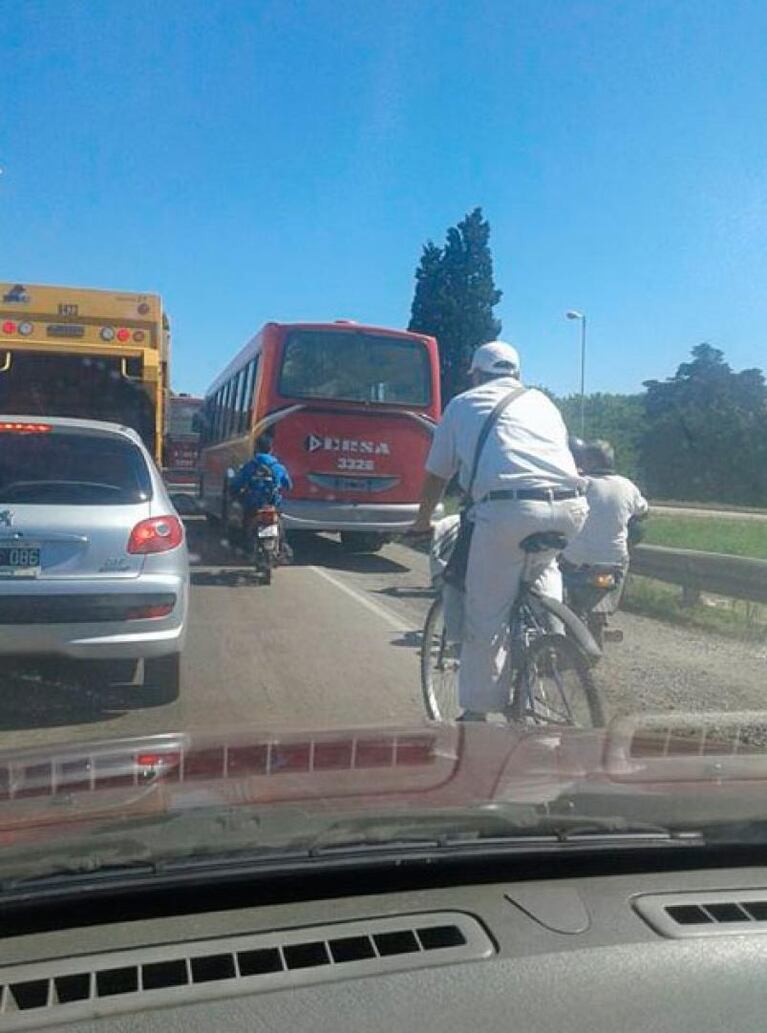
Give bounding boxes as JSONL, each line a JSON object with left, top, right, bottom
{"left": 143, "top": 654, "right": 181, "bottom": 704}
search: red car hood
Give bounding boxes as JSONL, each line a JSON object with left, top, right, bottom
{"left": 1, "top": 711, "right": 767, "bottom": 844}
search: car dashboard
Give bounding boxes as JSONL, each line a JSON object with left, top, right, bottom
{"left": 1, "top": 860, "right": 767, "bottom": 1031}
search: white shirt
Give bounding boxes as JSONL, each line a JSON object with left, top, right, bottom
{"left": 425, "top": 378, "right": 584, "bottom": 501}
{"left": 563, "top": 474, "right": 648, "bottom": 565}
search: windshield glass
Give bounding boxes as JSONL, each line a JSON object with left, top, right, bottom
{"left": 0, "top": 1, "right": 766, "bottom": 897}
{"left": 279, "top": 330, "right": 432, "bottom": 405}
{"left": 168, "top": 399, "right": 202, "bottom": 437}
{"left": 0, "top": 431, "right": 152, "bottom": 504}
{"left": 0, "top": 352, "right": 157, "bottom": 454}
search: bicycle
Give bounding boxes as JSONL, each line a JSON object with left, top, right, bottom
{"left": 420, "top": 530, "right": 606, "bottom": 727}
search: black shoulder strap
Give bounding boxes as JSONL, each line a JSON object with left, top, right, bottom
{"left": 466, "top": 384, "right": 527, "bottom": 499}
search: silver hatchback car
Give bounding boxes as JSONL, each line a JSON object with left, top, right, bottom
{"left": 0, "top": 416, "right": 188, "bottom": 699}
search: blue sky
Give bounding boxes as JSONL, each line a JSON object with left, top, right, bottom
{"left": 1, "top": 0, "right": 766, "bottom": 397}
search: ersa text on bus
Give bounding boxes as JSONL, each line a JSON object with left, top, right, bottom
{"left": 304, "top": 434, "right": 391, "bottom": 456}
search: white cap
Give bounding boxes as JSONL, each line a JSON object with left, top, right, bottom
{"left": 469, "top": 340, "right": 521, "bottom": 377}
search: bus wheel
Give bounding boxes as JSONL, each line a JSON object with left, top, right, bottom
{"left": 340, "top": 532, "right": 386, "bottom": 553}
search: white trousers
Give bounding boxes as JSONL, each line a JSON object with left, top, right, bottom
{"left": 458, "top": 497, "right": 589, "bottom": 713}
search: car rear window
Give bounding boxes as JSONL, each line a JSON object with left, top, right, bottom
{"left": 0, "top": 430, "right": 153, "bottom": 505}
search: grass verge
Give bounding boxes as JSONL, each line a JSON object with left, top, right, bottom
{"left": 643, "top": 514, "right": 767, "bottom": 559}
{"left": 623, "top": 574, "right": 767, "bottom": 642}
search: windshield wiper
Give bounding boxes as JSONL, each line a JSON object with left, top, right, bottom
{"left": 303, "top": 806, "right": 701, "bottom": 854}
{"left": 0, "top": 804, "right": 703, "bottom": 899}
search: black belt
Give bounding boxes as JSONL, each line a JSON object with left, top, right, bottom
{"left": 482, "top": 488, "right": 584, "bottom": 502}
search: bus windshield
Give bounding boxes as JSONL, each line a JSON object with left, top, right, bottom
{"left": 168, "top": 398, "right": 202, "bottom": 437}
{"left": 279, "top": 330, "right": 431, "bottom": 406}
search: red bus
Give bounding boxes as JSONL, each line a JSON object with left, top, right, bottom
{"left": 163, "top": 394, "right": 204, "bottom": 506}
{"left": 199, "top": 321, "right": 441, "bottom": 550}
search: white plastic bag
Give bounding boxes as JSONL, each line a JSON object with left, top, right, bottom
{"left": 429, "top": 514, "right": 461, "bottom": 587}
{"left": 430, "top": 515, "right": 464, "bottom": 641}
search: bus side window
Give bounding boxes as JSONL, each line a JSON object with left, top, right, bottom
{"left": 203, "top": 397, "right": 215, "bottom": 444}
{"left": 222, "top": 380, "right": 235, "bottom": 441}
{"left": 240, "top": 357, "right": 257, "bottom": 434}
{"left": 232, "top": 369, "right": 246, "bottom": 437}
{"left": 213, "top": 386, "right": 226, "bottom": 442}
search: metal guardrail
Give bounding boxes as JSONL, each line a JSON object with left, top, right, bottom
{"left": 631, "top": 544, "right": 767, "bottom": 605}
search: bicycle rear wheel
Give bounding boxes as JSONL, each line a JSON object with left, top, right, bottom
{"left": 420, "top": 597, "right": 461, "bottom": 722}
{"left": 511, "top": 633, "right": 605, "bottom": 727}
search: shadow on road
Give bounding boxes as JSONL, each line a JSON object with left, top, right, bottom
{"left": 289, "top": 535, "right": 411, "bottom": 575}
{"left": 390, "top": 629, "right": 423, "bottom": 649}
{"left": 0, "top": 662, "right": 172, "bottom": 732}
{"left": 191, "top": 568, "right": 266, "bottom": 588}
{"left": 375, "top": 585, "right": 434, "bottom": 600}
{"left": 185, "top": 519, "right": 412, "bottom": 576}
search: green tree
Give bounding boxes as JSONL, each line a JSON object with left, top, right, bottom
{"left": 640, "top": 343, "right": 767, "bottom": 504}
{"left": 408, "top": 207, "right": 502, "bottom": 403}
{"left": 556, "top": 392, "right": 645, "bottom": 482}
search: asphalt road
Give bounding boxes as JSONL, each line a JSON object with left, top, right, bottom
{"left": 0, "top": 521, "right": 765, "bottom": 753}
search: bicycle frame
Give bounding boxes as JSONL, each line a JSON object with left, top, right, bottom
{"left": 505, "top": 551, "right": 602, "bottom": 720}
{"left": 422, "top": 547, "right": 604, "bottom": 725}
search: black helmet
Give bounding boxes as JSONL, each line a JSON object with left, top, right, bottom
{"left": 255, "top": 431, "right": 274, "bottom": 454}
{"left": 568, "top": 436, "right": 587, "bottom": 471}
{"left": 580, "top": 439, "right": 615, "bottom": 474}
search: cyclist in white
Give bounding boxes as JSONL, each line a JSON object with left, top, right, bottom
{"left": 563, "top": 439, "right": 648, "bottom": 570}
{"left": 411, "top": 341, "right": 588, "bottom": 722}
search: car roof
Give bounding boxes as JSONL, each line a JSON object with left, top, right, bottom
{"left": 1, "top": 415, "right": 144, "bottom": 445}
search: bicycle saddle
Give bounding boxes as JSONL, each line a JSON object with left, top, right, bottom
{"left": 519, "top": 531, "right": 568, "bottom": 553}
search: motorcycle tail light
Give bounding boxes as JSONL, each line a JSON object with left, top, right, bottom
{"left": 592, "top": 572, "right": 615, "bottom": 589}
{"left": 256, "top": 507, "right": 278, "bottom": 526}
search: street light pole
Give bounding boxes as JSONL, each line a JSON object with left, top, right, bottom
{"left": 566, "top": 310, "right": 587, "bottom": 437}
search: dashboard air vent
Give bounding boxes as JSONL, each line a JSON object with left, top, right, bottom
{"left": 0, "top": 911, "right": 492, "bottom": 1029}
{"left": 635, "top": 890, "right": 767, "bottom": 938}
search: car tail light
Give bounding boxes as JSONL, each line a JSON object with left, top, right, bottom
{"left": 116, "top": 327, "right": 131, "bottom": 342}
{"left": 256, "top": 506, "right": 278, "bottom": 526}
{"left": 127, "top": 516, "right": 183, "bottom": 554}
{"left": 0, "top": 421, "right": 52, "bottom": 433}
{"left": 136, "top": 751, "right": 181, "bottom": 777}
{"left": 126, "top": 603, "right": 174, "bottom": 620}
{"left": 2, "top": 321, "right": 16, "bottom": 334}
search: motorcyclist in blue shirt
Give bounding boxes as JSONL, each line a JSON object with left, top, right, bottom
{"left": 230, "top": 432, "right": 293, "bottom": 510}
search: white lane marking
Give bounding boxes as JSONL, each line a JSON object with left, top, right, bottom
{"left": 308, "top": 565, "right": 406, "bottom": 631}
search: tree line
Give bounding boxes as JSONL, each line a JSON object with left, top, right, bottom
{"left": 407, "top": 209, "right": 767, "bottom": 506}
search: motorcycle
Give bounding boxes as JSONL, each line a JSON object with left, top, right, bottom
{"left": 561, "top": 560, "right": 626, "bottom": 649}
{"left": 246, "top": 504, "right": 282, "bottom": 585}
{"left": 224, "top": 470, "right": 285, "bottom": 585}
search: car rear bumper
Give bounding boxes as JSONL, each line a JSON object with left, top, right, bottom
{"left": 0, "top": 575, "right": 188, "bottom": 660}
{"left": 282, "top": 501, "right": 440, "bottom": 532}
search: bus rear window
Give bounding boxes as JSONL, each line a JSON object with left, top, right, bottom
{"left": 0, "top": 352, "right": 157, "bottom": 455}
{"left": 279, "top": 331, "right": 432, "bottom": 406}
{"left": 0, "top": 431, "right": 152, "bottom": 505}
